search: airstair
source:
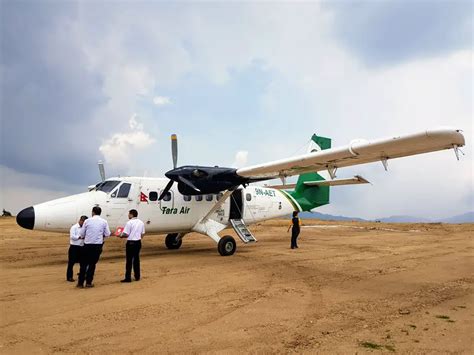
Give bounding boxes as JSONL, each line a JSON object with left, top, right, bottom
{"left": 230, "top": 219, "right": 257, "bottom": 243}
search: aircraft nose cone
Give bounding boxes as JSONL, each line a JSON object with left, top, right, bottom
{"left": 16, "top": 206, "right": 35, "bottom": 230}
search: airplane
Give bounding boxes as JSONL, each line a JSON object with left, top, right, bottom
{"left": 16, "top": 127, "right": 465, "bottom": 256}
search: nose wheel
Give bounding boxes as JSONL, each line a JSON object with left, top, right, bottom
{"left": 218, "top": 235, "right": 236, "bottom": 256}
{"left": 165, "top": 233, "right": 183, "bottom": 250}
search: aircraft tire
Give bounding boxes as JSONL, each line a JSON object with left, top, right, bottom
{"left": 218, "top": 235, "right": 236, "bottom": 256}
{"left": 165, "top": 233, "right": 182, "bottom": 250}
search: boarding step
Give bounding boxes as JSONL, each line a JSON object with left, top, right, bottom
{"left": 230, "top": 219, "right": 257, "bottom": 244}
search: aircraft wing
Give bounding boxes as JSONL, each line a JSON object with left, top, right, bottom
{"left": 237, "top": 127, "right": 465, "bottom": 180}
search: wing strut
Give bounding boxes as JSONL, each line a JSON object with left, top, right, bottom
{"left": 453, "top": 145, "right": 464, "bottom": 161}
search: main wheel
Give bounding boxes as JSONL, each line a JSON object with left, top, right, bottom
{"left": 165, "top": 233, "right": 182, "bottom": 250}
{"left": 218, "top": 235, "right": 236, "bottom": 256}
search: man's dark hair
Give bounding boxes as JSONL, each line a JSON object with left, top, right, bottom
{"left": 80, "top": 215, "right": 88, "bottom": 221}
{"left": 292, "top": 211, "right": 298, "bottom": 218}
{"left": 92, "top": 206, "right": 102, "bottom": 216}
{"left": 129, "top": 209, "right": 138, "bottom": 218}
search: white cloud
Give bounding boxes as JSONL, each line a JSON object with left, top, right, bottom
{"left": 128, "top": 113, "right": 143, "bottom": 130}
{"left": 153, "top": 96, "right": 171, "bottom": 106}
{"left": 99, "top": 114, "right": 155, "bottom": 170}
{"left": 232, "top": 151, "right": 249, "bottom": 168}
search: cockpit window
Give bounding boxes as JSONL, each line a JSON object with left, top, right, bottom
{"left": 96, "top": 180, "right": 120, "bottom": 193}
{"left": 117, "top": 183, "right": 131, "bottom": 198}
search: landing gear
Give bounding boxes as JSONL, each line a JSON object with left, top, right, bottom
{"left": 165, "top": 233, "right": 182, "bottom": 250}
{"left": 218, "top": 235, "right": 236, "bottom": 256}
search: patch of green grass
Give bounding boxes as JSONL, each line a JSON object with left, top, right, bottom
{"left": 435, "top": 315, "right": 450, "bottom": 320}
{"left": 385, "top": 345, "right": 396, "bottom": 352}
{"left": 359, "top": 342, "right": 395, "bottom": 352}
{"left": 360, "top": 341, "right": 383, "bottom": 350}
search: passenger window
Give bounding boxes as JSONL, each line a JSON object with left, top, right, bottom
{"left": 195, "top": 195, "right": 203, "bottom": 201}
{"left": 111, "top": 189, "right": 118, "bottom": 198}
{"left": 149, "top": 191, "right": 158, "bottom": 201}
{"left": 163, "top": 192, "right": 172, "bottom": 201}
{"left": 246, "top": 193, "right": 252, "bottom": 201}
{"left": 206, "top": 194, "right": 213, "bottom": 202}
{"left": 217, "top": 193, "right": 223, "bottom": 201}
{"left": 183, "top": 195, "right": 191, "bottom": 202}
{"left": 117, "top": 183, "right": 131, "bottom": 198}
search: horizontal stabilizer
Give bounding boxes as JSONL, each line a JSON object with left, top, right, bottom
{"left": 304, "top": 175, "right": 370, "bottom": 186}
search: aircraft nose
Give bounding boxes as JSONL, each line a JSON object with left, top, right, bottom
{"left": 16, "top": 206, "right": 35, "bottom": 230}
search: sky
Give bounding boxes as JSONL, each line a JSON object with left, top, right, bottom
{"left": 0, "top": 0, "right": 472, "bottom": 219}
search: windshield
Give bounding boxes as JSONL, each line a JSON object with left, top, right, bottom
{"left": 95, "top": 180, "right": 120, "bottom": 193}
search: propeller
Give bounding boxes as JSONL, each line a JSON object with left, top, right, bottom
{"left": 98, "top": 160, "right": 106, "bottom": 182}
{"left": 159, "top": 134, "right": 180, "bottom": 200}
{"left": 171, "top": 134, "right": 178, "bottom": 169}
{"left": 158, "top": 179, "right": 175, "bottom": 200}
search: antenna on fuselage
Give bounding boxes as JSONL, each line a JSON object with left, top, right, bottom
{"left": 98, "top": 160, "right": 106, "bottom": 182}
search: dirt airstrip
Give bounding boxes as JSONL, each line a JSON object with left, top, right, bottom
{"left": 0, "top": 217, "right": 473, "bottom": 354}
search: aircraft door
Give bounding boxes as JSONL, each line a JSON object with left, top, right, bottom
{"left": 229, "top": 189, "right": 243, "bottom": 220}
{"left": 106, "top": 182, "right": 134, "bottom": 228}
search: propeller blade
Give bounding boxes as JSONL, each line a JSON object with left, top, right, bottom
{"left": 178, "top": 176, "right": 201, "bottom": 192}
{"left": 171, "top": 134, "right": 178, "bottom": 169}
{"left": 98, "top": 160, "right": 106, "bottom": 182}
{"left": 158, "top": 180, "right": 174, "bottom": 201}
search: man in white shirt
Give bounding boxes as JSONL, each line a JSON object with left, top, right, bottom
{"left": 66, "top": 215, "right": 87, "bottom": 282}
{"left": 119, "top": 209, "right": 145, "bottom": 283}
{"left": 77, "top": 206, "right": 111, "bottom": 288}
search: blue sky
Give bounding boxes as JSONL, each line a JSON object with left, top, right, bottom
{"left": 1, "top": 0, "right": 472, "bottom": 219}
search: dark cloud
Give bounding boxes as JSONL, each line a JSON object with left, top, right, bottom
{"left": 326, "top": 0, "right": 472, "bottom": 66}
{"left": 0, "top": 1, "right": 108, "bottom": 185}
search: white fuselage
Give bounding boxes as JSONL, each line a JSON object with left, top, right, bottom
{"left": 32, "top": 177, "right": 295, "bottom": 233}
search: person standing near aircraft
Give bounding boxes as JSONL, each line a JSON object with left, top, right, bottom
{"left": 287, "top": 211, "right": 301, "bottom": 249}
{"left": 119, "top": 209, "right": 145, "bottom": 283}
{"left": 66, "top": 215, "right": 87, "bottom": 282}
{"left": 77, "top": 206, "right": 111, "bottom": 288}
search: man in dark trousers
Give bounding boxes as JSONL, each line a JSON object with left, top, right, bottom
{"left": 66, "top": 215, "right": 87, "bottom": 282}
{"left": 119, "top": 209, "right": 145, "bottom": 283}
{"left": 77, "top": 206, "right": 111, "bottom": 288}
{"left": 287, "top": 211, "right": 301, "bottom": 249}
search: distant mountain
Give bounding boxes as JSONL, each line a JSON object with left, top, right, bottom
{"left": 377, "top": 215, "right": 432, "bottom": 223}
{"left": 298, "top": 211, "right": 367, "bottom": 222}
{"left": 294, "top": 211, "right": 474, "bottom": 224}
{"left": 440, "top": 212, "right": 474, "bottom": 224}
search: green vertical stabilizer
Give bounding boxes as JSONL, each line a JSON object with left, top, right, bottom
{"left": 288, "top": 134, "right": 331, "bottom": 212}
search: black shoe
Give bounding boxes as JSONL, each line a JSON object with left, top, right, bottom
{"left": 67, "top": 278, "right": 75, "bottom": 282}
{"left": 76, "top": 284, "right": 84, "bottom": 288}
{"left": 120, "top": 279, "right": 132, "bottom": 283}
{"left": 291, "top": 246, "right": 295, "bottom": 249}
{"left": 85, "top": 283, "right": 94, "bottom": 288}
{"left": 134, "top": 278, "right": 140, "bottom": 281}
